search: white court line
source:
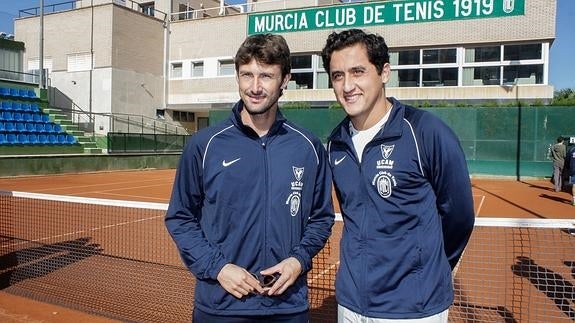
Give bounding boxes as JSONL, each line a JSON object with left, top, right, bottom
{"left": 4, "top": 190, "right": 168, "bottom": 210}
{"left": 28, "top": 178, "right": 171, "bottom": 193}
{"left": 77, "top": 183, "right": 171, "bottom": 196}
{"left": 1, "top": 214, "right": 163, "bottom": 249}
{"left": 474, "top": 194, "right": 486, "bottom": 216}
{"left": 92, "top": 192, "right": 169, "bottom": 203}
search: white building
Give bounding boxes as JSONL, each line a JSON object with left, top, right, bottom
{"left": 14, "top": 0, "right": 556, "bottom": 133}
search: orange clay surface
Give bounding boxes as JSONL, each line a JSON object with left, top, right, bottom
{"left": 0, "top": 169, "right": 574, "bottom": 322}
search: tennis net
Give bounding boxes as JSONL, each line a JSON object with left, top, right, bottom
{"left": 1, "top": 191, "right": 574, "bottom": 322}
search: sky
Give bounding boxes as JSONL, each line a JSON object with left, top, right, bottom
{"left": 1, "top": 0, "right": 574, "bottom": 90}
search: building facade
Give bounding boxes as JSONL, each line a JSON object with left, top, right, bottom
{"left": 14, "top": 0, "right": 556, "bottom": 133}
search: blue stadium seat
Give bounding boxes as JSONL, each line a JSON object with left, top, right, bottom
{"left": 0, "top": 121, "right": 4, "bottom": 131}
{"left": 22, "top": 113, "right": 33, "bottom": 122}
{"left": 41, "top": 114, "right": 50, "bottom": 123}
{"left": 12, "top": 102, "right": 22, "bottom": 111}
{"left": 3, "top": 111, "right": 13, "bottom": 121}
{"left": 0, "top": 133, "right": 6, "bottom": 145}
{"left": 17, "top": 133, "right": 29, "bottom": 144}
{"left": 7, "top": 133, "right": 17, "bottom": 144}
{"left": 25, "top": 123, "right": 35, "bottom": 132}
{"left": 66, "top": 134, "right": 77, "bottom": 144}
{"left": 57, "top": 134, "right": 67, "bottom": 144}
{"left": 19, "top": 89, "right": 28, "bottom": 98}
{"left": 53, "top": 123, "right": 63, "bottom": 133}
{"left": 48, "top": 134, "right": 58, "bottom": 145}
{"left": 16, "top": 122, "right": 26, "bottom": 132}
{"left": 33, "top": 113, "right": 42, "bottom": 123}
{"left": 27, "top": 90, "right": 37, "bottom": 98}
{"left": 9, "top": 88, "right": 19, "bottom": 97}
{"left": 44, "top": 123, "right": 54, "bottom": 133}
{"left": 4, "top": 122, "right": 15, "bottom": 132}
{"left": 35, "top": 123, "right": 46, "bottom": 132}
{"left": 28, "top": 133, "right": 38, "bottom": 144}
{"left": 38, "top": 134, "right": 48, "bottom": 144}
{"left": 12, "top": 112, "right": 22, "bottom": 122}
{"left": 0, "top": 87, "right": 9, "bottom": 96}
{"left": 1, "top": 101, "right": 11, "bottom": 111}
{"left": 20, "top": 103, "right": 30, "bottom": 112}
{"left": 30, "top": 103, "right": 40, "bottom": 113}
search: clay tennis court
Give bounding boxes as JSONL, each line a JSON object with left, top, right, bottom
{"left": 1, "top": 170, "right": 574, "bottom": 322}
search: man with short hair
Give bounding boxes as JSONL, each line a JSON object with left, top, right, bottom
{"left": 165, "top": 33, "right": 335, "bottom": 322}
{"left": 322, "top": 29, "right": 475, "bottom": 322}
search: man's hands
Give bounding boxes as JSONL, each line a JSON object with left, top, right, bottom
{"left": 260, "top": 257, "right": 302, "bottom": 296}
{"left": 217, "top": 257, "right": 303, "bottom": 298}
{"left": 217, "top": 263, "right": 264, "bottom": 298}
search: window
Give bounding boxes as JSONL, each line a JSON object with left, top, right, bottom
{"left": 504, "top": 44, "right": 541, "bottom": 61}
{"left": 465, "top": 46, "right": 500, "bottom": 63}
{"left": 422, "top": 48, "right": 456, "bottom": 64}
{"left": 461, "top": 42, "right": 544, "bottom": 86}
{"left": 290, "top": 55, "right": 314, "bottom": 89}
{"left": 172, "top": 111, "right": 195, "bottom": 122}
{"left": 218, "top": 59, "right": 235, "bottom": 76}
{"left": 397, "top": 69, "right": 419, "bottom": 87}
{"left": 397, "top": 50, "right": 420, "bottom": 65}
{"left": 140, "top": 2, "right": 155, "bottom": 16}
{"left": 67, "top": 53, "right": 92, "bottom": 72}
{"left": 191, "top": 61, "right": 204, "bottom": 77}
{"left": 177, "top": 3, "right": 193, "bottom": 20}
{"left": 291, "top": 56, "right": 312, "bottom": 69}
{"left": 462, "top": 66, "right": 501, "bottom": 86}
{"left": 171, "top": 62, "right": 182, "bottom": 78}
{"left": 422, "top": 68, "right": 458, "bottom": 86}
{"left": 503, "top": 64, "right": 543, "bottom": 85}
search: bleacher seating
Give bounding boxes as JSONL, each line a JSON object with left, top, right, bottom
{"left": 1, "top": 86, "right": 78, "bottom": 146}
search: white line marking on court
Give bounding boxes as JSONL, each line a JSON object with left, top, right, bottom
{"left": 1, "top": 215, "right": 163, "bottom": 249}
{"left": 474, "top": 194, "right": 486, "bottom": 216}
{"left": 94, "top": 192, "right": 169, "bottom": 202}
{"left": 29, "top": 179, "right": 170, "bottom": 193}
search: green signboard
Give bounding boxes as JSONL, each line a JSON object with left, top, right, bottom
{"left": 248, "top": 0, "right": 525, "bottom": 35}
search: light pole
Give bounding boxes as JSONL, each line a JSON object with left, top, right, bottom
{"left": 39, "top": 0, "right": 44, "bottom": 89}
{"left": 502, "top": 81, "right": 521, "bottom": 181}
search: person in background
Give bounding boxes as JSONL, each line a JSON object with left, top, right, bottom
{"left": 566, "top": 142, "right": 575, "bottom": 206}
{"left": 550, "top": 136, "right": 566, "bottom": 192}
{"left": 165, "top": 33, "right": 334, "bottom": 322}
{"left": 321, "top": 28, "right": 475, "bottom": 322}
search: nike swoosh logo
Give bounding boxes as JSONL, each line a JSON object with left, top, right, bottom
{"left": 334, "top": 156, "right": 346, "bottom": 166}
{"left": 222, "top": 158, "right": 241, "bottom": 167}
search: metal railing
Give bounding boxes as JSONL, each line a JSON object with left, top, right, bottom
{"left": 50, "top": 104, "right": 189, "bottom": 137}
{"left": 19, "top": 1, "right": 76, "bottom": 17}
{"left": 19, "top": 0, "right": 167, "bottom": 21}
{"left": 0, "top": 68, "right": 41, "bottom": 85}
{"left": 170, "top": 0, "right": 353, "bottom": 22}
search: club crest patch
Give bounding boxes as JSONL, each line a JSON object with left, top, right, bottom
{"left": 372, "top": 171, "right": 397, "bottom": 199}
{"left": 286, "top": 166, "right": 304, "bottom": 216}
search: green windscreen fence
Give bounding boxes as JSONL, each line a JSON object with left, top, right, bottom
{"left": 107, "top": 132, "right": 189, "bottom": 153}
{"left": 210, "top": 106, "right": 575, "bottom": 178}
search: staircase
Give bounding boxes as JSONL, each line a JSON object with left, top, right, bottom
{"left": 43, "top": 107, "right": 102, "bottom": 154}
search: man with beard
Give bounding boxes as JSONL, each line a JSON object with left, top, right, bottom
{"left": 165, "top": 33, "right": 335, "bottom": 322}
